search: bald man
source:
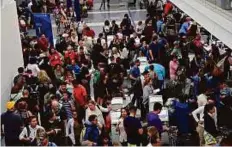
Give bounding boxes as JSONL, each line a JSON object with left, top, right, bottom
{"left": 46, "top": 100, "right": 67, "bottom": 145}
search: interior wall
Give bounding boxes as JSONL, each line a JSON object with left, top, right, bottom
{"left": 1, "top": 0, "right": 24, "bottom": 112}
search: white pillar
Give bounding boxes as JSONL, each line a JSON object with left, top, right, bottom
{"left": 1, "top": 0, "right": 24, "bottom": 112}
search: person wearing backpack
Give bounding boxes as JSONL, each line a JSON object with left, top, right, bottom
{"left": 82, "top": 115, "right": 100, "bottom": 146}
{"left": 19, "top": 115, "right": 45, "bottom": 146}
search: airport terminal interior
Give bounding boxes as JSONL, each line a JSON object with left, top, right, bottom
{"left": 1, "top": 0, "right": 232, "bottom": 146}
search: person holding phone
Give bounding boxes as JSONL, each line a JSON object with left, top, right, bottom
{"left": 19, "top": 116, "right": 45, "bottom": 146}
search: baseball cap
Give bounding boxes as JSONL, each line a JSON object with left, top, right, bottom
{"left": 6, "top": 101, "right": 15, "bottom": 110}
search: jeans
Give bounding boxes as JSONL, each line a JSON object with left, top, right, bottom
{"left": 131, "top": 94, "right": 141, "bottom": 108}
{"left": 100, "top": 0, "right": 106, "bottom": 9}
{"left": 141, "top": 103, "right": 148, "bottom": 120}
{"left": 157, "top": 80, "right": 164, "bottom": 90}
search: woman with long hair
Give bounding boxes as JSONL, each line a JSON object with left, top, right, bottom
{"left": 10, "top": 76, "right": 25, "bottom": 102}
{"left": 38, "top": 70, "right": 52, "bottom": 119}
{"left": 147, "top": 126, "right": 161, "bottom": 146}
{"left": 116, "top": 108, "right": 128, "bottom": 146}
{"left": 96, "top": 74, "right": 109, "bottom": 105}
{"left": 66, "top": 111, "right": 84, "bottom": 146}
{"left": 54, "top": 64, "right": 64, "bottom": 81}
{"left": 38, "top": 70, "right": 51, "bottom": 84}
{"left": 142, "top": 78, "right": 154, "bottom": 120}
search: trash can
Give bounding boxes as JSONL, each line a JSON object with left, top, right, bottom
{"left": 216, "top": 0, "right": 232, "bottom": 10}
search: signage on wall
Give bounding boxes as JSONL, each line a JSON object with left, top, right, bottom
{"left": 33, "top": 13, "right": 54, "bottom": 46}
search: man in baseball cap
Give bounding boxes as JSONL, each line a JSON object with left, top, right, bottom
{"left": 6, "top": 101, "right": 15, "bottom": 110}
{"left": 1, "top": 101, "right": 23, "bottom": 146}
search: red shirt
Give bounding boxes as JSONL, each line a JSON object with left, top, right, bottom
{"left": 85, "top": 29, "right": 95, "bottom": 38}
{"left": 38, "top": 37, "right": 49, "bottom": 51}
{"left": 49, "top": 51, "right": 62, "bottom": 67}
{"left": 164, "top": 3, "right": 173, "bottom": 15}
{"left": 64, "top": 51, "right": 78, "bottom": 61}
{"left": 73, "top": 85, "right": 87, "bottom": 107}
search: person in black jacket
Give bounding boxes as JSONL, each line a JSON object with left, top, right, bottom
{"left": 204, "top": 103, "right": 218, "bottom": 145}
{"left": 91, "top": 40, "right": 107, "bottom": 69}
{"left": 218, "top": 96, "right": 232, "bottom": 129}
{"left": 110, "top": 20, "right": 119, "bottom": 35}
{"left": 1, "top": 101, "right": 23, "bottom": 146}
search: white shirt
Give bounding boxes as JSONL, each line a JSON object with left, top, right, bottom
{"left": 192, "top": 106, "right": 204, "bottom": 126}
{"left": 85, "top": 107, "right": 105, "bottom": 127}
{"left": 135, "top": 37, "right": 141, "bottom": 46}
{"left": 19, "top": 125, "right": 44, "bottom": 140}
{"left": 28, "top": 2, "right": 33, "bottom": 12}
{"left": 192, "top": 105, "right": 218, "bottom": 128}
{"left": 101, "top": 38, "right": 106, "bottom": 47}
{"left": 136, "top": 25, "right": 144, "bottom": 35}
{"left": 103, "top": 25, "right": 110, "bottom": 33}
{"left": 117, "top": 33, "right": 123, "bottom": 40}
{"left": 26, "top": 64, "right": 40, "bottom": 77}
{"left": 77, "top": 21, "right": 86, "bottom": 34}
{"left": 120, "top": 48, "right": 129, "bottom": 59}
{"left": 117, "top": 118, "right": 127, "bottom": 142}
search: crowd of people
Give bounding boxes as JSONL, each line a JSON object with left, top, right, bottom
{"left": 1, "top": 0, "right": 232, "bottom": 146}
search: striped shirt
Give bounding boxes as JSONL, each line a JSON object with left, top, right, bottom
{"left": 59, "top": 100, "right": 73, "bottom": 120}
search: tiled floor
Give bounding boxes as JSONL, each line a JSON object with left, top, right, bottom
{"left": 50, "top": 0, "right": 148, "bottom": 39}
{"left": 83, "top": 0, "right": 147, "bottom": 34}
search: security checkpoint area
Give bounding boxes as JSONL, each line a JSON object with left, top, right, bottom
{"left": 1, "top": 0, "right": 232, "bottom": 146}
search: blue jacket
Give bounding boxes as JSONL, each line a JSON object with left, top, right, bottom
{"left": 173, "top": 101, "right": 190, "bottom": 134}
{"left": 83, "top": 121, "right": 100, "bottom": 144}
{"left": 67, "top": 64, "right": 81, "bottom": 74}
